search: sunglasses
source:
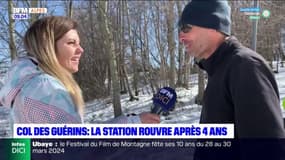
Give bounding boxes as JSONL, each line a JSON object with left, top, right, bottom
{"left": 179, "top": 24, "right": 193, "bottom": 33}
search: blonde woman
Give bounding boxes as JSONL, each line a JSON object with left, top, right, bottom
{"left": 0, "top": 16, "right": 159, "bottom": 124}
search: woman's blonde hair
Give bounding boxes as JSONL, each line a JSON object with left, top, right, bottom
{"left": 23, "top": 16, "right": 84, "bottom": 117}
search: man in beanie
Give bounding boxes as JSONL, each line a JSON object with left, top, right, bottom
{"left": 179, "top": 0, "right": 285, "bottom": 159}
{"left": 179, "top": 0, "right": 284, "bottom": 138}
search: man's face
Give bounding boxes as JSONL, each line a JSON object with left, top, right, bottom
{"left": 179, "top": 24, "right": 210, "bottom": 59}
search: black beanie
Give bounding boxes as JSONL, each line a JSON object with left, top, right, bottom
{"left": 179, "top": 0, "right": 231, "bottom": 36}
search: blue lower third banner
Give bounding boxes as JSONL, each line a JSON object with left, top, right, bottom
{"left": 1, "top": 139, "right": 285, "bottom": 160}
{"left": 13, "top": 124, "right": 234, "bottom": 139}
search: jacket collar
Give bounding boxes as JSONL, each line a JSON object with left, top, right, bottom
{"left": 197, "top": 36, "right": 240, "bottom": 76}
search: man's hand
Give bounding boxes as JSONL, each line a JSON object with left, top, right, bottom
{"left": 139, "top": 112, "right": 160, "bottom": 123}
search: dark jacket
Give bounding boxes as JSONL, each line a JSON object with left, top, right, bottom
{"left": 198, "top": 36, "right": 285, "bottom": 138}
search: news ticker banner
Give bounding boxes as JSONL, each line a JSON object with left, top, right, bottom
{"left": 13, "top": 124, "right": 234, "bottom": 139}
{"left": 4, "top": 138, "right": 285, "bottom": 160}
{"left": 3, "top": 138, "right": 233, "bottom": 160}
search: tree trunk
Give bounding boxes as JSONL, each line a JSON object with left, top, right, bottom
{"left": 97, "top": 1, "right": 122, "bottom": 117}
{"left": 126, "top": 1, "right": 139, "bottom": 96}
{"left": 166, "top": 1, "right": 176, "bottom": 89}
{"left": 29, "top": 0, "right": 39, "bottom": 24}
{"left": 156, "top": 5, "right": 167, "bottom": 87}
{"left": 8, "top": 0, "right": 16, "bottom": 60}
{"left": 141, "top": 11, "right": 156, "bottom": 94}
{"left": 122, "top": 65, "right": 138, "bottom": 101}
{"left": 68, "top": 0, "right": 73, "bottom": 18}
{"left": 176, "top": 1, "right": 184, "bottom": 87}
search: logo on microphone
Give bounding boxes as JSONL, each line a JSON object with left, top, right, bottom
{"left": 152, "top": 87, "right": 177, "bottom": 114}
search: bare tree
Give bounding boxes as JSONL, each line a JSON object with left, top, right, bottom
{"left": 176, "top": 1, "right": 184, "bottom": 87}
{"left": 166, "top": 1, "right": 176, "bottom": 89}
{"left": 139, "top": 2, "right": 157, "bottom": 94}
{"left": 230, "top": 1, "right": 285, "bottom": 64}
{"left": 29, "top": 0, "right": 39, "bottom": 24}
{"left": 8, "top": 0, "right": 16, "bottom": 60}
{"left": 121, "top": 1, "right": 137, "bottom": 101}
{"left": 97, "top": 1, "right": 122, "bottom": 117}
{"left": 257, "top": 1, "right": 285, "bottom": 63}
{"left": 68, "top": 0, "right": 73, "bottom": 18}
{"left": 152, "top": 2, "right": 167, "bottom": 87}
{"left": 114, "top": 1, "right": 126, "bottom": 94}
{"left": 126, "top": 1, "right": 139, "bottom": 96}
{"left": 74, "top": 1, "right": 111, "bottom": 100}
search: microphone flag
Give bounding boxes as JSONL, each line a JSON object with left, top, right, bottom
{"left": 151, "top": 87, "right": 177, "bottom": 115}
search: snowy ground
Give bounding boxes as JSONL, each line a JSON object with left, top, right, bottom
{"left": 83, "top": 73, "right": 203, "bottom": 124}
{"left": 1, "top": 66, "right": 285, "bottom": 137}
{"left": 84, "top": 85, "right": 202, "bottom": 124}
{"left": 84, "top": 65, "right": 285, "bottom": 124}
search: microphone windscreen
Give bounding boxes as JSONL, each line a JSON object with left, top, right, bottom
{"left": 151, "top": 87, "right": 177, "bottom": 115}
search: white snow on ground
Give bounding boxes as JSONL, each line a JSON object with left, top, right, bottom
{"left": 84, "top": 84, "right": 202, "bottom": 124}
{"left": 84, "top": 65, "right": 285, "bottom": 124}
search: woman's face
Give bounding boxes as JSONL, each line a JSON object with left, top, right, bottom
{"left": 56, "top": 29, "right": 84, "bottom": 73}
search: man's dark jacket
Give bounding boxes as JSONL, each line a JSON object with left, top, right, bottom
{"left": 198, "top": 36, "right": 285, "bottom": 138}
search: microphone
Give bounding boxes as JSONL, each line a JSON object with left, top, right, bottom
{"left": 151, "top": 87, "right": 177, "bottom": 115}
